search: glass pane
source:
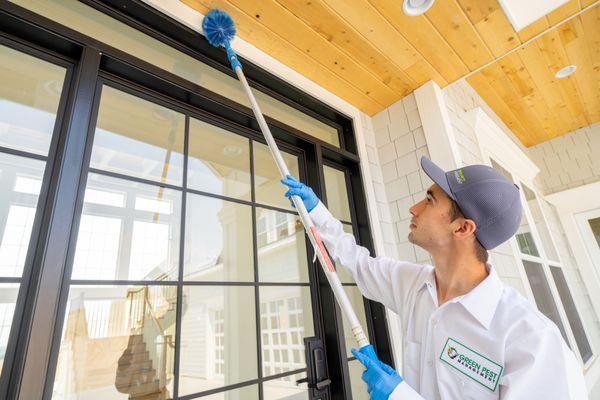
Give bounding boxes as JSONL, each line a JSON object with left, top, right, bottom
{"left": 522, "top": 261, "right": 569, "bottom": 342}
{"left": 184, "top": 194, "right": 253, "bottom": 282}
{"left": 257, "top": 208, "right": 308, "bottom": 283}
{"left": 348, "top": 359, "right": 370, "bottom": 400}
{"left": 254, "top": 142, "right": 299, "bottom": 211}
{"left": 515, "top": 201, "right": 540, "bottom": 257}
{"left": 589, "top": 217, "right": 600, "bottom": 249}
{"left": 53, "top": 285, "right": 176, "bottom": 399}
{"left": 0, "top": 283, "right": 18, "bottom": 375}
{"left": 199, "top": 385, "right": 258, "bottom": 400}
{"left": 188, "top": 119, "right": 251, "bottom": 200}
{"left": 323, "top": 165, "right": 352, "bottom": 222}
{"left": 260, "top": 287, "right": 314, "bottom": 377}
{"left": 71, "top": 173, "right": 181, "bottom": 281}
{"left": 0, "top": 153, "right": 45, "bottom": 277}
{"left": 335, "top": 224, "right": 356, "bottom": 284}
{"left": 522, "top": 185, "right": 559, "bottom": 260}
{"left": 0, "top": 43, "right": 65, "bottom": 156}
{"left": 263, "top": 371, "right": 308, "bottom": 399}
{"left": 179, "top": 286, "right": 257, "bottom": 396}
{"left": 341, "top": 286, "right": 368, "bottom": 357}
{"left": 90, "top": 86, "right": 185, "bottom": 185}
{"left": 490, "top": 159, "right": 512, "bottom": 181}
{"left": 9, "top": 0, "right": 339, "bottom": 147}
{"left": 550, "top": 266, "right": 593, "bottom": 363}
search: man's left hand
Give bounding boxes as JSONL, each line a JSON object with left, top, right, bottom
{"left": 352, "top": 345, "right": 403, "bottom": 400}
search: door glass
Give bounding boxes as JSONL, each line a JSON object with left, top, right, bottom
{"left": 259, "top": 287, "right": 314, "bottom": 377}
{"left": 0, "top": 284, "right": 19, "bottom": 373}
{"left": 90, "top": 86, "right": 185, "bottom": 185}
{"left": 257, "top": 208, "right": 308, "bottom": 283}
{"left": 184, "top": 194, "right": 254, "bottom": 282}
{"left": 71, "top": 173, "right": 181, "bottom": 281}
{"left": 515, "top": 207, "right": 540, "bottom": 257}
{"left": 0, "top": 154, "right": 45, "bottom": 277}
{"left": 253, "top": 142, "right": 299, "bottom": 211}
{"left": 323, "top": 165, "right": 352, "bottom": 222}
{"left": 522, "top": 261, "right": 569, "bottom": 342}
{"left": 348, "top": 359, "right": 370, "bottom": 400}
{"left": 0, "top": 43, "right": 66, "bottom": 376}
{"left": 0, "top": 43, "right": 65, "bottom": 155}
{"left": 54, "top": 285, "right": 177, "bottom": 399}
{"left": 179, "top": 286, "right": 257, "bottom": 396}
{"left": 188, "top": 118, "right": 251, "bottom": 200}
{"left": 522, "top": 185, "right": 559, "bottom": 261}
{"left": 262, "top": 371, "right": 308, "bottom": 399}
{"left": 550, "top": 266, "right": 593, "bottom": 363}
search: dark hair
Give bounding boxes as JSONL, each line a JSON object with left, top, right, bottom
{"left": 449, "top": 200, "right": 489, "bottom": 264}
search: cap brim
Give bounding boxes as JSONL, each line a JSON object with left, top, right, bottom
{"left": 420, "top": 157, "right": 456, "bottom": 201}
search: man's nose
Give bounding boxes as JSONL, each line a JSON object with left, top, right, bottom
{"left": 409, "top": 199, "right": 424, "bottom": 216}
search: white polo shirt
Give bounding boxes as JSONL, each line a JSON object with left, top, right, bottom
{"left": 309, "top": 202, "right": 587, "bottom": 400}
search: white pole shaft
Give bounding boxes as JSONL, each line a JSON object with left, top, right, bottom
{"left": 234, "top": 66, "right": 369, "bottom": 349}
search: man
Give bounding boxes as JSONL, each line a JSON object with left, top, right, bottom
{"left": 281, "top": 157, "right": 587, "bottom": 399}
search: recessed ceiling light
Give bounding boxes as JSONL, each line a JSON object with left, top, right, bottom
{"left": 555, "top": 65, "right": 577, "bottom": 79}
{"left": 223, "top": 145, "right": 242, "bottom": 156}
{"left": 402, "top": 0, "right": 435, "bottom": 16}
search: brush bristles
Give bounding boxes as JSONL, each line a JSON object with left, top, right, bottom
{"left": 203, "top": 9, "right": 236, "bottom": 48}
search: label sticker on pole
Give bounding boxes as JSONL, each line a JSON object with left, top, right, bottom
{"left": 310, "top": 227, "right": 335, "bottom": 273}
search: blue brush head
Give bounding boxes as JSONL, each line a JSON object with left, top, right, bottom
{"left": 203, "top": 9, "right": 236, "bottom": 48}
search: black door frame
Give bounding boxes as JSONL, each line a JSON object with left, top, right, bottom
{"left": 0, "top": 1, "right": 393, "bottom": 399}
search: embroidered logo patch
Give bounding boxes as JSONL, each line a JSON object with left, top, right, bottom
{"left": 439, "top": 337, "right": 503, "bottom": 392}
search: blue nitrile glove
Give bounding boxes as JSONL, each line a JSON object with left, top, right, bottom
{"left": 352, "top": 345, "right": 403, "bottom": 400}
{"left": 280, "top": 175, "right": 320, "bottom": 212}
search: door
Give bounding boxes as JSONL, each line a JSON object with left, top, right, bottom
{"left": 49, "top": 80, "right": 321, "bottom": 399}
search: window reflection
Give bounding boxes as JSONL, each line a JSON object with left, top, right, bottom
{"left": 179, "top": 286, "right": 257, "bottom": 396}
{"left": 260, "top": 287, "right": 314, "bottom": 377}
{"left": 188, "top": 119, "right": 251, "bottom": 200}
{"left": 0, "top": 284, "right": 18, "bottom": 375}
{"left": 0, "top": 43, "right": 65, "bottom": 156}
{"left": 0, "top": 153, "right": 45, "bottom": 277}
{"left": 522, "top": 185, "right": 559, "bottom": 260}
{"left": 253, "top": 142, "right": 299, "bottom": 211}
{"left": 257, "top": 208, "right": 308, "bottom": 283}
{"left": 323, "top": 165, "right": 352, "bottom": 222}
{"left": 71, "top": 173, "right": 181, "bottom": 281}
{"left": 54, "top": 285, "right": 176, "bottom": 399}
{"left": 184, "top": 194, "right": 253, "bottom": 282}
{"left": 90, "top": 86, "right": 185, "bottom": 185}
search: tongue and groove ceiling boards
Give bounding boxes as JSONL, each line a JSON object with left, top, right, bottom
{"left": 180, "top": 0, "right": 600, "bottom": 147}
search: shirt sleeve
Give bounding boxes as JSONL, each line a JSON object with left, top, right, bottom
{"left": 389, "top": 381, "right": 427, "bottom": 400}
{"left": 500, "top": 325, "right": 588, "bottom": 400}
{"left": 309, "top": 202, "right": 427, "bottom": 316}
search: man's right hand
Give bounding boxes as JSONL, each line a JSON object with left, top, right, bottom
{"left": 280, "top": 175, "right": 320, "bottom": 212}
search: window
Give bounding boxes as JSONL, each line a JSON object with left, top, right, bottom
{"left": 550, "top": 267, "right": 593, "bottom": 363}
{"left": 488, "top": 157, "right": 595, "bottom": 365}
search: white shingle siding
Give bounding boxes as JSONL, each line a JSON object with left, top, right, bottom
{"left": 371, "top": 96, "right": 433, "bottom": 266}
{"left": 528, "top": 123, "right": 600, "bottom": 195}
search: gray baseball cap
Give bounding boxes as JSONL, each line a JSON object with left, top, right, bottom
{"left": 420, "top": 157, "right": 522, "bottom": 250}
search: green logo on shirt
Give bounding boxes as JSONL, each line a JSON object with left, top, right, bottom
{"left": 440, "top": 337, "right": 503, "bottom": 392}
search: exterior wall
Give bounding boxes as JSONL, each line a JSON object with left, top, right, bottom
{"left": 370, "top": 94, "right": 433, "bottom": 265}
{"left": 528, "top": 123, "right": 600, "bottom": 195}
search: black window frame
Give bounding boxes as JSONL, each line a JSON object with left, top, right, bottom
{"left": 0, "top": 1, "right": 392, "bottom": 399}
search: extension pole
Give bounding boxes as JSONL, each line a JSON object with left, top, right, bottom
{"left": 230, "top": 50, "right": 369, "bottom": 349}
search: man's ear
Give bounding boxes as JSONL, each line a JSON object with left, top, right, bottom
{"left": 453, "top": 218, "right": 477, "bottom": 239}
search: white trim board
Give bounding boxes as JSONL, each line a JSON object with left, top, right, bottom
{"left": 470, "top": 107, "right": 539, "bottom": 185}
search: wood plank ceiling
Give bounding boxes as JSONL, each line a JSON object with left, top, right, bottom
{"left": 181, "top": 0, "right": 599, "bottom": 147}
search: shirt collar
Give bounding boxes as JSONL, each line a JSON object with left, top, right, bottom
{"left": 457, "top": 264, "right": 504, "bottom": 330}
{"left": 420, "top": 263, "right": 504, "bottom": 330}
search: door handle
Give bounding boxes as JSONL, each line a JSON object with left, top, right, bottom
{"left": 302, "top": 337, "right": 331, "bottom": 397}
